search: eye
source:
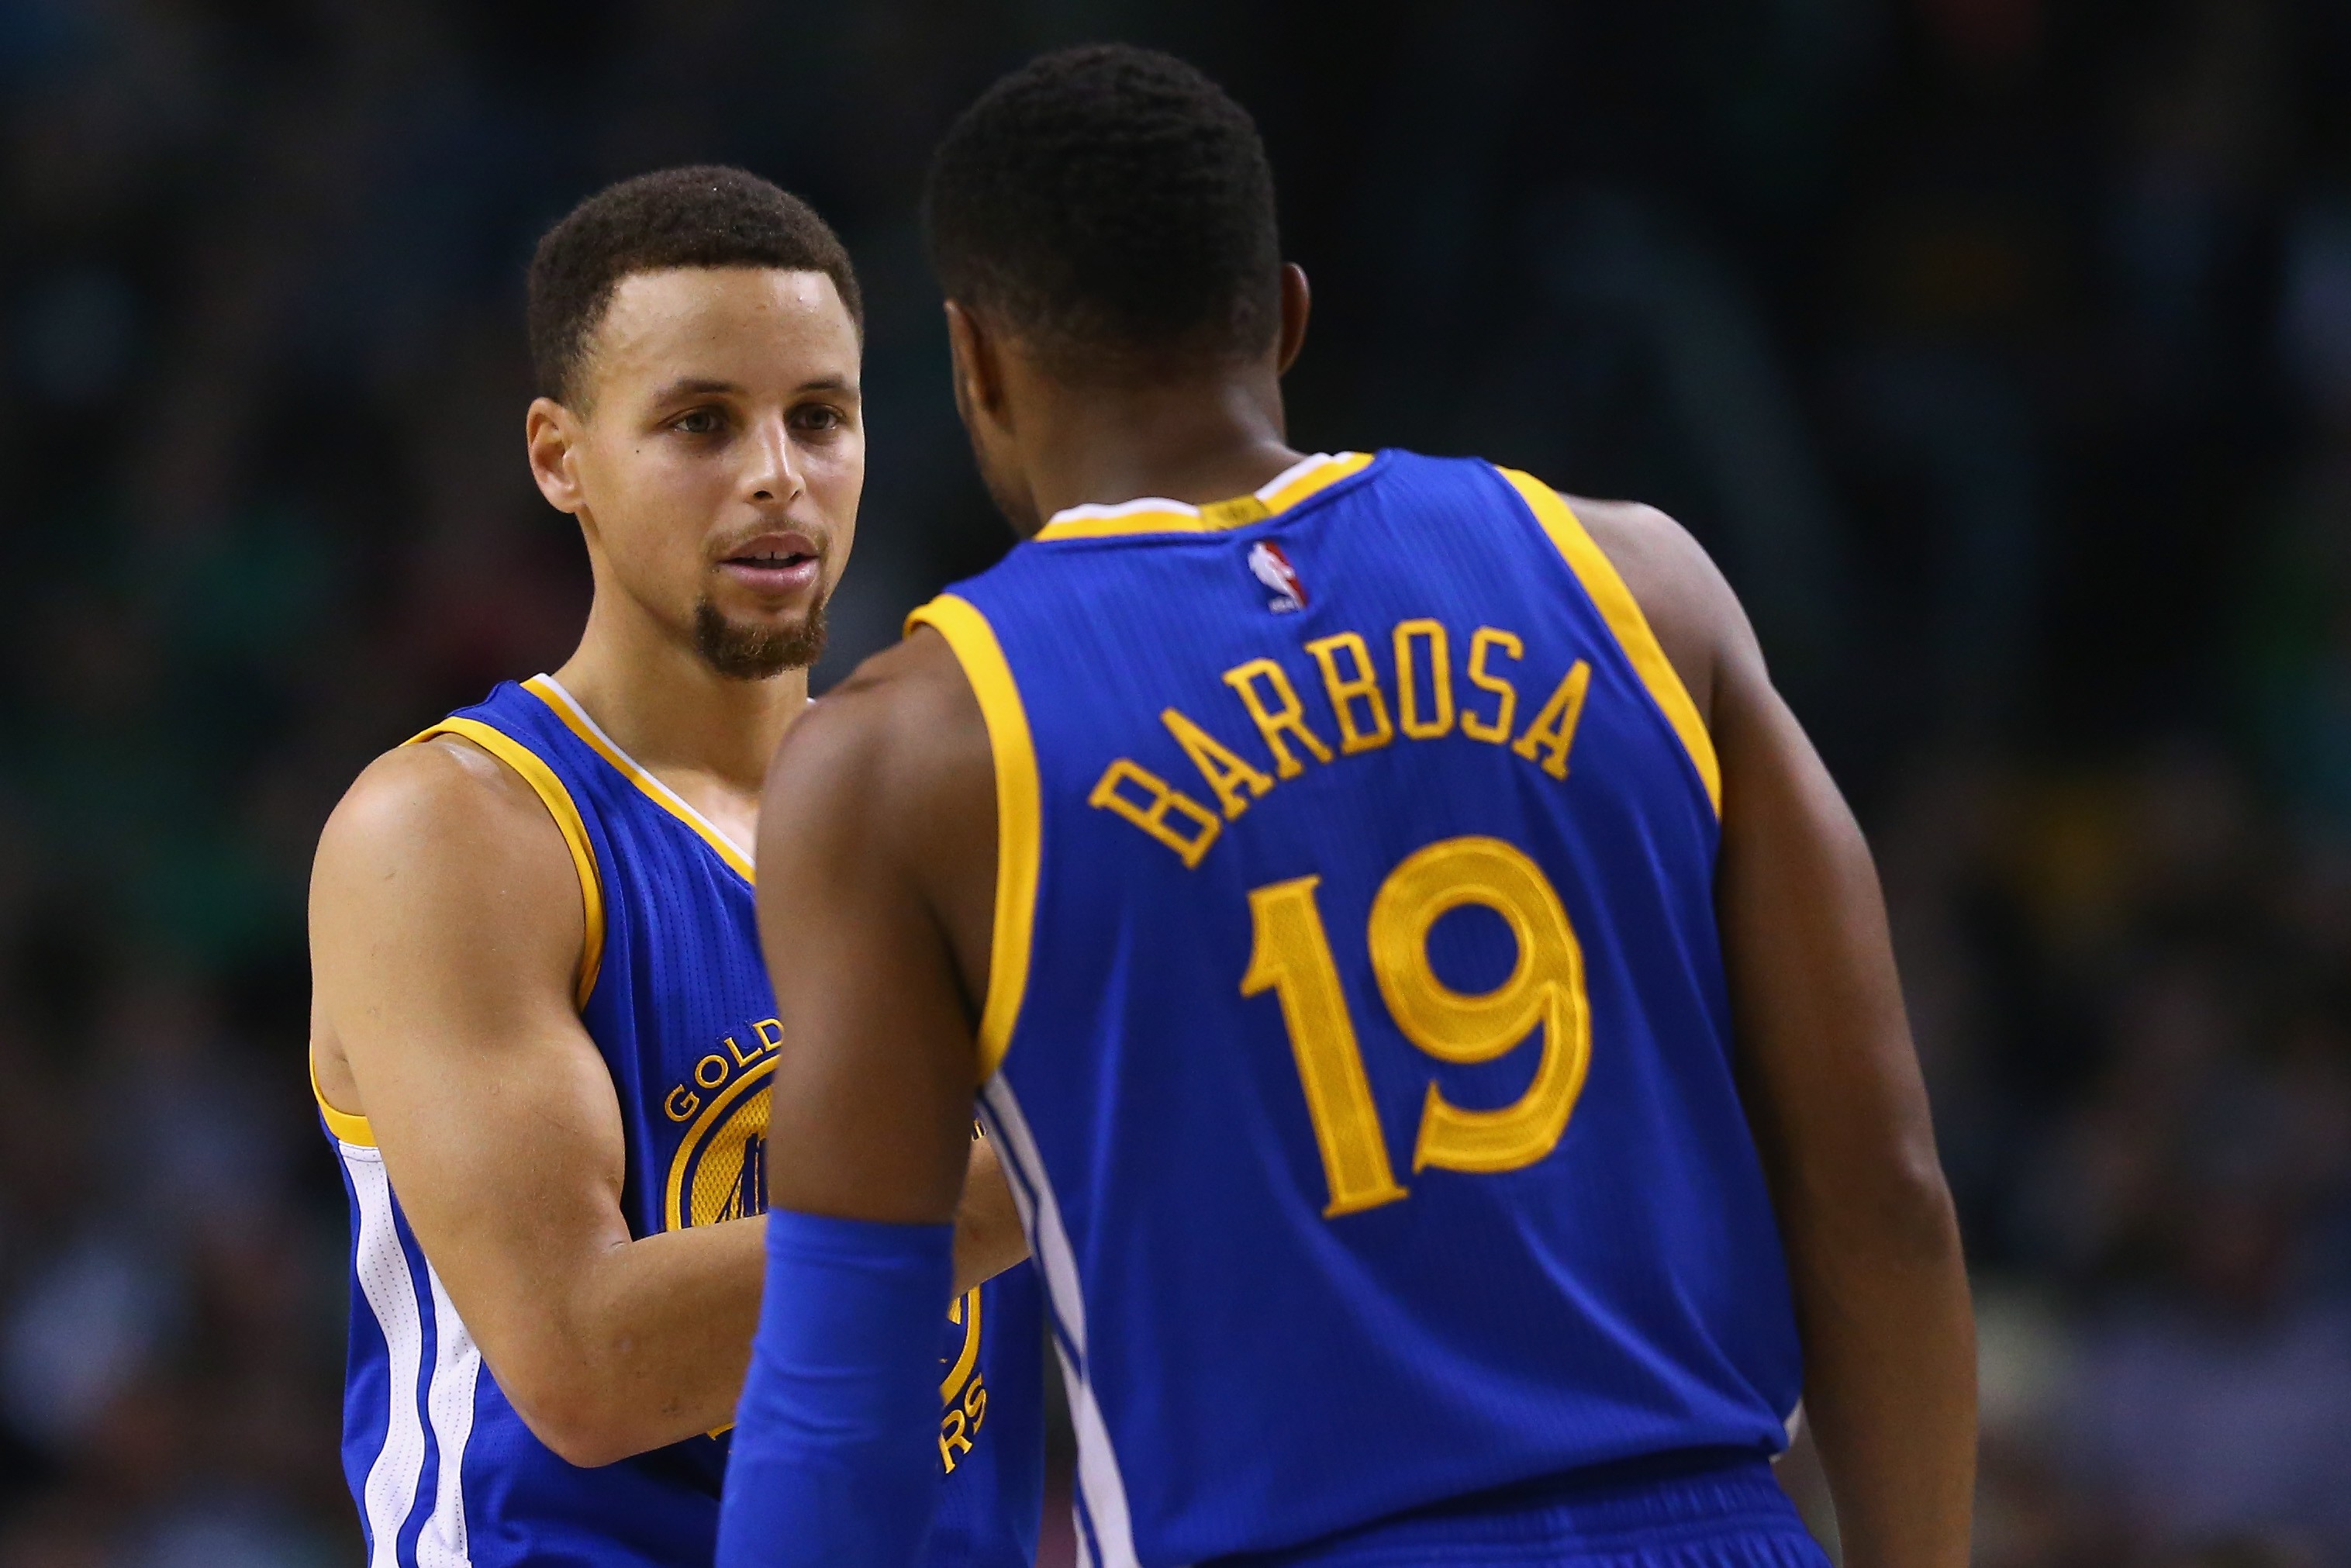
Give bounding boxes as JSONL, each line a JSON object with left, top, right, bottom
{"left": 671, "top": 407, "right": 725, "bottom": 436}
{"left": 790, "top": 403, "right": 847, "bottom": 433}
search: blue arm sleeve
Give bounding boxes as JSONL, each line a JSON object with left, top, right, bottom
{"left": 715, "top": 1209, "right": 954, "bottom": 1568}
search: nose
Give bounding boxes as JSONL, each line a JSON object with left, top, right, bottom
{"left": 746, "top": 414, "right": 805, "bottom": 506}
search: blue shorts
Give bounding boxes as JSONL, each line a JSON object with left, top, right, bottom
{"left": 1210, "top": 1449, "right": 1829, "bottom": 1568}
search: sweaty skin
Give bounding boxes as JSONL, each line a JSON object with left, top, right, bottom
{"left": 751, "top": 274, "right": 1976, "bottom": 1563}
{"left": 309, "top": 265, "right": 1027, "bottom": 1470}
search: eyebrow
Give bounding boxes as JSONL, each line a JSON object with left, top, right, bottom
{"left": 652, "top": 377, "right": 743, "bottom": 401}
{"left": 651, "top": 375, "right": 859, "bottom": 402}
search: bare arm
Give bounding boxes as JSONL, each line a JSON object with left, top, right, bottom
{"left": 749, "top": 630, "right": 1002, "bottom": 1229}
{"left": 744, "top": 512, "right": 1973, "bottom": 1558}
{"left": 1578, "top": 499, "right": 1976, "bottom": 1566}
{"left": 310, "top": 735, "right": 1021, "bottom": 1469}
{"left": 1714, "top": 636, "right": 1976, "bottom": 1566}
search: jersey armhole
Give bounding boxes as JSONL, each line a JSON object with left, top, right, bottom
{"left": 310, "top": 720, "right": 606, "bottom": 1148}
{"left": 408, "top": 717, "right": 608, "bottom": 1008}
{"left": 903, "top": 596, "right": 1042, "bottom": 1081}
{"left": 310, "top": 1046, "right": 377, "bottom": 1148}
{"left": 1493, "top": 468, "right": 1723, "bottom": 816}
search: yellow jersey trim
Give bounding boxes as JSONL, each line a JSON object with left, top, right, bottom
{"left": 1032, "top": 451, "right": 1374, "bottom": 541}
{"left": 522, "top": 675, "right": 758, "bottom": 886}
{"left": 903, "top": 596, "right": 1041, "bottom": 1082}
{"left": 940, "top": 1287, "right": 984, "bottom": 1400}
{"left": 310, "top": 1048, "right": 375, "bottom": 1148}
{"left": 1497, "top": 469, "right": 1722, "bottom": 815}
{"left": 663, "top": 1059, "right": 775, "bottom": 1233}
{"left": 411, "top": 715, "right": 609, "bottom": 1008}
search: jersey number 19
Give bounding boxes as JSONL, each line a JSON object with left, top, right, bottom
{"left": 1241, "top": 835, "right": 1593, "bottom": 1218}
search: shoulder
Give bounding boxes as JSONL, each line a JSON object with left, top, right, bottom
{"left": 1556, "top": 493, "right": 1752, "bottom": 727}
{"left": 312, "top": 733, "right": 583, "bottom": 942}
{"left": 757, "top": 628, "right": 997, "bottom": 1001}
{"left": 765, "top": 628, "right": 991, "bottom": 859}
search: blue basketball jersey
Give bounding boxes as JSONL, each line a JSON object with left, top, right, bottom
{"left": 317, "top": 676, "right": 1044, "bottom": 1568}
{"left": 915, "top": 451, "right": 1805, "bottom": 1567}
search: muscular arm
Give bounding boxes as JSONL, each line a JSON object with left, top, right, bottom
{"left": 745, "top": 630, "right": 1000, "bottom": 1228}
{"left": 1577, "top": 499, "right": 1976, "bottom": 1567}
{"left": 725, "top": 509, "right": 1975, "bottom": 1566}
{"left": 310, "top": 734, "right": 1020, "bottom": 1470}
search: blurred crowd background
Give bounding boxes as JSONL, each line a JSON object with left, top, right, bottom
{"left": 2, "top": 0, "right": 2349, "bottom": 1563}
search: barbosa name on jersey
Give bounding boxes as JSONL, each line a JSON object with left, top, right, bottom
{"left": 1090, "top": 614, "right": 1597, "bottom": 869}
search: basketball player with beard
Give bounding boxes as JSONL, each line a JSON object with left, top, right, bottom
{"left": 306, "top": 168, "right": 1042, "bottom": 1568}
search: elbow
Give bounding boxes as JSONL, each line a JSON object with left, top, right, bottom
{"left": 502, "top": 1374, "right": 651, "bottom": 1470}
{"left": 1853, "top": 1143, "right": 1963, "bottom": 1265}
{"left": 533, "top": 1418, "right": 639, "bottom": 1472}
{"left": 1783, "top": 1133, "right": 1963, "bottom": 1272}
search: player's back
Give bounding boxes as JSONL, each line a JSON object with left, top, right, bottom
{"left": 920, "top": 451, "right": 1810, "bottom": 1566}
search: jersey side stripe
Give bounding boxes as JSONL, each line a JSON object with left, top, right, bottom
{"left": 978, "top": 1079, "right": 1084, "bottom": 1360}
{"left": 417, "top": 1266, "right": 482, "bottom": 1568}
{"left": 345, "top": 1145, "right": 430, "bottom": 1567}
{"left": 1063, "top": 1351, "right": 1143, "bottom": 1568}
{"left": 906, "top": 597, "right": 1043, "bottom": 1081}
{"left": 1494, "top": 468, "right": 1723, "bottom": 816}
{"left": 979, "top": 1077, "right": 1141, "bottom": 1568}
{"left": 1071, "top": 1475, "right": 1101, "bottom": 1568}
{"left": 975, "top": 1103, "right": 1078, "bottom": 1372}
{"left": 410, "top": 715, "right": 609, "bottom": 1007}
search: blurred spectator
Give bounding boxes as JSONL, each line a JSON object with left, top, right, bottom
{"left": 2, "top": 0, "right": 2349, "bottom": 1561}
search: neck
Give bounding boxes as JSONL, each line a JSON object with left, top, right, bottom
{"left": 1013, "top": 363, "right": 1304, "bottom": 531}
{"left": 551, "top": 586, "right": 806, "bottom": 803}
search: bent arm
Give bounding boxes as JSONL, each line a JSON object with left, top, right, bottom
{"left": 312, "top": 741, "right": 1024, "bottom": 1470}
{"left": 1577, "top": 497, "right": 1974, "bottom": 1566}
{"left": 720, "top": 638, "right": 1001, "bottom": 1568}
{"left": 747, "top": 632, "right": 1005, "bottom": 1231}
{"left": 1712, "top": 620, "right": 1976, "bottom": 1565}
{"left": 312, "top": 739, "right": 768, "bottom": 1465}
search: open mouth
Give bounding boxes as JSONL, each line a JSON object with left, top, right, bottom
{"left": 717, "top": 534, "right": 822, "bottom": 595}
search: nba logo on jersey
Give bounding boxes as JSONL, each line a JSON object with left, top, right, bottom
{"left": 1247, "top": 540, "right": 1308, "bottom": 613}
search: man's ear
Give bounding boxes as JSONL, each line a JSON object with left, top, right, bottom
{"left": 526, "top": 398, "right": 588, "bottom": 516}
{"left": 944, "top": 300, "right": 1007, "bottom": 435}
{"left": 1276, "top": 263, "right": 1311, "bottom": 375}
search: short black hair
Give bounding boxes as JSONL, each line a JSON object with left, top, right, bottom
{"left": 526, "top": 165, "right": 861, "bottom": 406}
{"left": 923, "top": 45, "right": 1281, "bottom": 379}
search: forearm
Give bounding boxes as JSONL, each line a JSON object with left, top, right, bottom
{"left": 717, "top": 1211, "right": 954, "bottom": 1568}
{"left": 1710, "top": 672, "right": 1976, "bottom": 1561}
{"left": 502, "top": 1216, "right": 769, "bottom": 1464}
{"left": 1785, "top": 1179, "right": 1976, "bottom": 1568}
{"left": 491, "top": 1145, "right": 1017, "bottom": 1466}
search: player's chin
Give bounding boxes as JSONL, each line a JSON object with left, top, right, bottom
{"left": 692, "top": 597, "right": 827, "bottom": 680}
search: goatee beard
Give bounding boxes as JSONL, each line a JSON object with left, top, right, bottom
{"left": 693, "top": 598, "right": 827, "bottom": 680}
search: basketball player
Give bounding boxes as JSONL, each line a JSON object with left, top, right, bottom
{"left": 307, "top": 168, "right": 1041, "bottom": 1568}
{"left": 717, "top": 47, "right": 1976, "bottom": 1568}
